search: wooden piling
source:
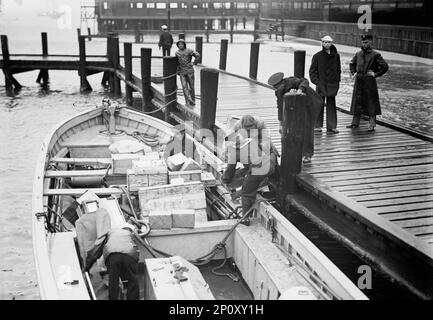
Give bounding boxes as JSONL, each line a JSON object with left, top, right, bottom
{"left": 111, "top": 35, "right": 121, "bottom": 97}
{"left": 87, "top": 27, "right": 92, "bottom": 41}
{"left": 1, "top": 35, "right": 13, "bottom": 95}
{"left": 101, "top": 34, "right": 111, "bottom": 86}
{"left": 206, "top": 20, "right": 210, "bottom": 43}
{"left": 36, "top": 32, "right": 49, "bottom": 85}
{"left": 162, "top": 56, "right": 178, "bottom": 123}
{"left": 195, "top": 36, "right": 203, "bottom": 64}
{"left": 78, "top": 35, "right": 92, "bottom": 92}
{"left": 76, "top": 28, "right": 81, "bottom": 38}
{"left": 124, "top": 42, "right": 133, "bottom": 107}
{"left": 200, "top": 68, "right": 219, "bottom": 131}
{"left": 140, "top": 48, "right": 152, "bottom": 112}
{"left": 294, "top": 50, "right": 306, "bottom": 78}
{"left": 280, "top": 93, "right": 306, "bottom": 195}
{"left": 230, "top": 19, "right": 234, "bottom": 43}
{"left": 219, "top": 39, "right": 228, "bottom": 71}
{"left": 249, "top": 42, "right": 260, "bottom": 80}
{"left": 253, "top": 18, "right": 259, "bottom": 41}
{"left": 179, "top": 33, "right": 185, "bottom": 40}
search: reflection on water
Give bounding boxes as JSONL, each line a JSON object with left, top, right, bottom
{"left": 0, "top": 2, "right": 432, "bottom": 300}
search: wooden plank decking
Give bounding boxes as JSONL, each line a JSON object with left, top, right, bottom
{"left": 145, "top": 63, "right": 433, "bottom": 262}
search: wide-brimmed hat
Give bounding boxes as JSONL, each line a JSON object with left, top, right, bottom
{"left": 176, "top": 39, "right": 186, "bottom": 48}
{"left": 161, "top": 25, "right": 168, "bottom": 30}
{"left": 321, "top": 35, "right": 333, "bottom": 42}
{"left": 267, "top": 72, "right": 284, "bottom": 87}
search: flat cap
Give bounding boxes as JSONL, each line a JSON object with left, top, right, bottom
{"left": 321, "top": 35, "right": 333, "bottom": 42}
{"left": 176, "top": 39, "right": 186, "bottom": 47}
{"left": 161, "top": 25, "right": 168, "bottom": 30}
{"left": 361, "top": 34, "right": 373, "bottom": 40}
{"left": 267, "top": 72, "right": 284, "bottom": 86}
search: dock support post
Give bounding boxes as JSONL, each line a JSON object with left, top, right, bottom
{"left": 102, "top": 33, "right": 114, "bottom": 88}
{"left": 36, "top": 32, "right": 49, "bottom": 86}
{"left": 124, "top": 42, "right": 133, "bottom": 107}
{"left": 229, "top": 19, "right": 234, "bottom": 43}
{"left": 219, "top": 39, "right": 228, "bottom": 71}
{"left": 249, "top": 42, "right": 260, "bottom": 80}
{"left": 1, "top": 35, "right": 15, "bottom": 96}
{"left": 140, "top": 48, "right": 152, "bottom": 112}
{"left": 162, "top": 56, "right": 178, "bottom": 123}
{"left": 195, "top": 36, "right": 203, "bottom": 64}
{"left": 112, "top": 35, "right": 121, "bottom": 97}
{"left": 87, "top": 27, "right": 92, "bottom": 41}
{"left": 206, "top": 20, "right": 210, "bottom": 43}
{"left": 78, "top": 35, "right": 92, "bottom": 92}
{"left": 294, "top": 50, "right": 306, "bottom": 78}
{"left": 280, "top": 93, "right": 305, "bottom": 197}
{"left": 199, "top": 68, "right": 219, "bottom": 131}
{"left": 179, "top": 33, "right": 185, "bottom": 40}
{"left": 253, "top": 18, "right": 259, "bottom": 41}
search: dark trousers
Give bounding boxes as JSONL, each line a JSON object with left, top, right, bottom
{"left": 179, "top": 73, "right": 196, "bottom": 104}
{"left": 315, "top": 96, "right": 337, "bottom": 130}
{"left": 162, "top": 47, "right": 171, "bottom": 56}
{"left": 106, "top": 253, "right": 139, "bottom": 300}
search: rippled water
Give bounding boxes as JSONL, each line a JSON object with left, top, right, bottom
{"left": 1, "top": 1, "right": 432, "bottom": 300}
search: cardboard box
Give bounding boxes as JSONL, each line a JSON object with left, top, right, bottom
{"left": 172, "top": 209, "right": 195, "bottom": 228}
{"left": 112, "top": 153, "right": 141, "bottom": 174}
{"left": 148, "top": 210, "right": 172, "bottom": 229}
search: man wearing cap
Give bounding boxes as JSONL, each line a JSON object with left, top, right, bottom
{"left": 222, "top": 115, "right": 279, "bottom": 214}
{"left": 175, "top": 39, "right": 200, "bottom": 106}
{"left": 347, "top": 34, "right": 389, "bottom": 131}
{"left": 158, "top": 25, "right": 173, "bottom": 56}
{"left": 267, "top": 73, "right": 322, "bottom": 164}
{"left": 309, "top": 35, "right": 341, "bottom": 134}
{"left": 85, "top": 223, "right": 140, "bottom": 300}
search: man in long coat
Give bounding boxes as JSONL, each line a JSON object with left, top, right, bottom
{"left": 347, "top": 34, "right": 389, "bottom": 131}
{"left": 268, "top": 73, "right": 322, "bottom": 163}
{"left": 309, "top": 35, "right": 341, "bottom": 134}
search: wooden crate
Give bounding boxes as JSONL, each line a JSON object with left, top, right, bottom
{"left": 138, "top": 181, "right": 206, "bottom": 216}
{"left": 112, "top": 153, "right": 141, "bottom": 174}
{"left": 172, "top": 209, "right": 195, "bottom": 228}
{"left": 168, "top": 170, "right": 201, "bottom": 183}
{"left": 148, "top": 210, "right": 172, "bottom": 229}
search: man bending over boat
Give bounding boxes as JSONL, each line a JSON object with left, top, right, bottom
{"left": 85, "top": 222, "right": 140, "bottom": 300}
{"left": 222, "top": 115, "right": 279, "bottom": 215}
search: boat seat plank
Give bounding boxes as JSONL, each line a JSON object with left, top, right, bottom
{"left": 50, "top": 157, "right": 112, "bottom": 165}
{"left": 45, "top": 169, "right": 110, "bottom": 178}
{"left": 48, "top": 232, "right": 90, "bottom": 300}
{"left": 44, "top": 187, "right": 124, "bottom": 196}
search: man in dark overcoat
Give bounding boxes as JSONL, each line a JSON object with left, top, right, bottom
{"left": 347, "top": 34, "right": 389, "bottom": 131}
{"left": 309, "top": 35, "right": 341, "bottom": 134}
{"left": 158, "top": 25, "right": 173, "bottom": 56}
{"left": 268, "top": 73, "right": 322, "bottom": 164}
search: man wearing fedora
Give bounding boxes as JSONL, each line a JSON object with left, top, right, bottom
{"left": 267, "top": 73, "right": 322, "bottom": 164}
{"left": 175, "top": 39, "right": 200, "bottom": 106}
{"left": 347, "top": 34, "right": 389, "bottom": 131}
{"left": 158, "top": 25, "right": 173, "bottom": 56}
{"left": 309, "top": 35, "right": 341, "bottom": 134}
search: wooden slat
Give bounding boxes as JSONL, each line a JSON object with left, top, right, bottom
{"left": 403, "top": 225, "right": 433, "bottom": 236}
{"left": 393, "top": 217, "right": 433, "bottom": 228}
{"left": 50, "top": 157, "right": 112, "bottom": 165}
{"left": 349, "top": 189, "right": 433, "bottom": 201}
{"left": 370, "top": 202, "right": 433, "bottom": 214}
{"left": 43, "top": 187, "right": 123, "bottom": 196}
{"left": 45, "top": 169, "right": 109, "bottom": 178}
{"left": 382, "top": 209, "right": 433, "bottom": 221}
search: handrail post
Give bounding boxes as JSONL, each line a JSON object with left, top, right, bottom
{"left": 200, "top": 68, "right": 219, "bottom": 131}
{"left": 162, "top": 56, "right": 178, "bottom": 124}
{"left": 195, "top": 36, "right": 203, "bottom": 64}
{"left": 294, "top": 50, "right": 306, "bottom": 78}
{"left": 78, "top": 35, "right": 92, "bottom": 92}
{"left": 219, "top": 39, "right": 228, "bottom": 71}
{"left": 249, "top": 42, "right": 260, "bottom": 80}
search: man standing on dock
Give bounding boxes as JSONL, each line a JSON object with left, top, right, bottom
{"left": 309, "top": 35, "right": 341, "bottom": 134}
{"left": 175, "top": 39, "right": 200, "bottom": 107}
{"left": 268, "top": 73, "right": 322, "bottom": 164}
{"left": 158, "top": 25, "right": 173, "bottom": 56}
{"left": 346, "top": 34, "right": 389, "bottom": 132}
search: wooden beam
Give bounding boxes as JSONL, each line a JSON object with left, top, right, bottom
{"left": 45, "top": 169, "right": 109, "bottom": 178}
{"left": 124, "top": 42, "right": 133, "bottom": 107}
{"left": 141, "top": 47, "right": 152, "bottom": 112}
{"left": 43, "top": 187, "right": 123, "bottom": 196}
{"left": 50, "top": 157, "right": 112, "bottom": 165}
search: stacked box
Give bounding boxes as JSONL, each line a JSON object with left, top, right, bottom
{"left": 138, "top": 181, "right": 206, "bottom": 217}
{"left": 180, "top": 158, "right": 201, "bottom": 171}
{"left": 201, "top": 171, "right": 217, "bottom": 187}
{"left": 112, "top": 153, "right": 141, "bottom": 174}
{"left": 172, "top": 209, "right": 195, "bottom": 228}
{"left": 127, "top": 159, "right": 168, "bottom": 191}
{"left": 148, "top": 210, "right": 172, "bottom": 229}
{"left": 168, "top": 170, "right": 201, "bottom": 183}
{"left": 166, "top": 153, "right": 187, "bottom": 171}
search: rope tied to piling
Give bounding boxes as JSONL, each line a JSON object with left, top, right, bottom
{"left": 160, "top": 72, "right": 178, "bottom": 81}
